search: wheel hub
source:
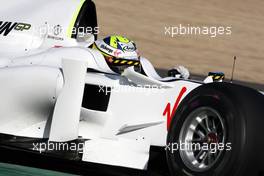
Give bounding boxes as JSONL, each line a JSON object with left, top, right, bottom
{"left": 179, "top": 107, "right": 226, "bottom": 172}
{"left": 207, "top": 132, "right": 219, "bottom": 144}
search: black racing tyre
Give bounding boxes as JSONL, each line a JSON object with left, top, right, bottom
{"left": 166, "top": 82, "right": 264, "bottom": 176}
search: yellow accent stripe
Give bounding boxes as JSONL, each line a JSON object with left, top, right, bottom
{"left": 67, "top": 0, "right": 85, "bottom": 38}
{"left": 215, "top": 76, "right": 220, "bottom": 80}
{"left": 116, "top": 36, "right": 130, "bottom": 43}
{"left": 109, "top": 36, "right": 131, "bottom": 48}
{"left": 110, "top": 36, "right": 118, "bottom": 48}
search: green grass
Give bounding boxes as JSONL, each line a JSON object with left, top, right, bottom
{"left": 0, "top": 163, "right": 77, "bottom": 176}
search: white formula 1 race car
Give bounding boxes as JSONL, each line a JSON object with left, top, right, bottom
{"left": 0, "top": 1, "right": 264, "bottom": 176}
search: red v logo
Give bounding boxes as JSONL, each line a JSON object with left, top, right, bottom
{"left": 163, "top": 87, "right": 187, "bottom": 130}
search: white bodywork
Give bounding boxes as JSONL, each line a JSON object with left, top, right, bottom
{"left": 0, "top": 0, "right": 201, "bottom": 169}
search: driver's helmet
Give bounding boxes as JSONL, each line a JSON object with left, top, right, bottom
{"left": 92, "top": 35, "right": 141, "bottom": 73}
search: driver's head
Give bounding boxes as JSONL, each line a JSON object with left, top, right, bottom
{"left": 93, "top": 35, "right": 140, "bottom": 73}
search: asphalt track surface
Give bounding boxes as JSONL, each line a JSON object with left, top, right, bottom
{"left": 0, "top": 70, "right": 263, "bottom": 176}
{"left": 96, "top": 0, "right": 264, "bottom": 84}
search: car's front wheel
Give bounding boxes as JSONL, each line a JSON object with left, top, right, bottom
{"left": 167, "top": 83, "right": 264, "bottom": 176}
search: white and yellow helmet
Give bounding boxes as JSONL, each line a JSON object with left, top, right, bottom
{"left": 93, "top": 35, "right": 140, "bottom": 73}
